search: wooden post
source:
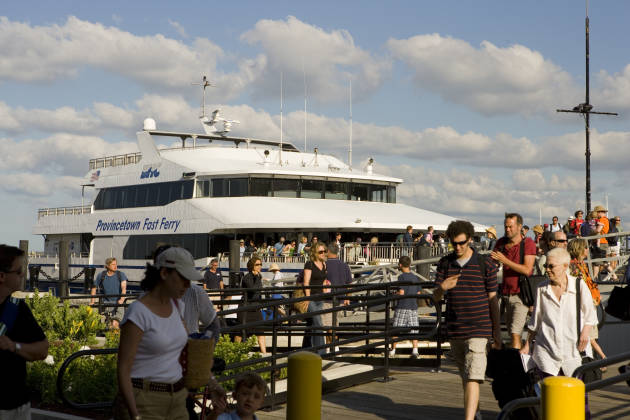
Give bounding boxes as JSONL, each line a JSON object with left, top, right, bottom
{"left": 58, "top": 240, "right": 69, "bottom": 297}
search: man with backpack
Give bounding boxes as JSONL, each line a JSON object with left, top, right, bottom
{"left": 90, "top": 257, "right": 128, "bottom": 329}
{"left": 434, "top": 221, "right": 501, "bottom": 420}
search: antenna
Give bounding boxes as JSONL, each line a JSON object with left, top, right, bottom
{"left": 303, "top": 60, "right": 307, "bottom": 152}
{"left": 348, "top": 78, "right": 353, "bottom": 168}
{"left": 279, "top": 72, "right": 283, "bottom": 166}
{"left": 556, "top": 0, "right": 617, "bottom": 214}
{"left": 191, "top": 75, "right": 215, "bottom": 118}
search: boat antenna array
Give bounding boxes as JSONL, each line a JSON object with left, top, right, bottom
{"left": 193, "top": 76, "right": 240, "bottom": 137}
{"left": 555, "top": 0, "right": 617, "bottom": 214}
{"left": 191, "top": 75, "right": 215, "bottom": 118}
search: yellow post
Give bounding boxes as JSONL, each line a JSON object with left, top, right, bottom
{"left": 286, "top": 351, "right": 322, "bottom": 420}
{"left": 541, "top": 376, "right": 585, "bottom": 420}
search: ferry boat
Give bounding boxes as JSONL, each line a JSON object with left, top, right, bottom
{"left": 32, "top": 83, "right": 487, "bottom": 282}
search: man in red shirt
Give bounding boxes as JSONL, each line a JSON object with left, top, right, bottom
{"left": 490, "top": 213, "right": 536, "bottom": 349}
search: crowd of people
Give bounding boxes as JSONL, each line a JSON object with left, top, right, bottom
{"left": 2, "top": 206, "right": 627, "bottom": 420}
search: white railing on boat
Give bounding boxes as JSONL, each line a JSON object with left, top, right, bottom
{"left": 89, "top": 152, "right": 142, "bottom": 170}
{"left": 29, "top": 251, "right": 90, "bottom": 259}
{"left": 37, "top": 206, "right": 91, "bottom": 219}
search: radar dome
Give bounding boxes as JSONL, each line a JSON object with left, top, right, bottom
{"left": 143, "top": 118, "right": 156, "bottom": 131}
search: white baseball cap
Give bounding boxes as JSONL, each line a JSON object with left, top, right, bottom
{"left": 155, "top": 247, "right": 203, "bottom": 282}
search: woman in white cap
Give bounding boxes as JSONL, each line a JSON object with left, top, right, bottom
{"left": 115, "top": 247, "right": 202, "bottom": 420}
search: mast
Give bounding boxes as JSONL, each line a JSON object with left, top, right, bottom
{"left": 303, "top": 60, "right": 307, "bottom": 152}
{"left": 280, "top": 72, "right": 283, "bottom": 165}
{"left": 556, "top": 0, "right": 617, "bottom": 214}
{"left": 348, "top": 78, "right": 353, "bottom": 168}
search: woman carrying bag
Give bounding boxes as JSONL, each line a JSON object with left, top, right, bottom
{"left": 115, "top": 247, "right": 202, "bottom": 420}
{"left": 520, "top": 247, "right": 597, "bottom": 419}
{"left": 236, "top": 256, "right": 267, "bottom": 354}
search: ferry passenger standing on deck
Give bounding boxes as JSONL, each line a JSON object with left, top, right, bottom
{"left": 0, "top": 245, "right": 49, "bottom": 420}
{"left": 115, "top": 247, "right": 199, "bottom": 420}
{"left": 237, "top": 256, "right": 267, "bottom": 354}
{"left": 90, "top": 257, "right": 128, "bottom": 329}
{"left": 302, "top": 242, "right": 328, "bottom": 353}
{"left": 490, "top": 213, "right": 536, "bottom": 349}
{"left": 434, "top": 221, "right": 501, "bottom": 420}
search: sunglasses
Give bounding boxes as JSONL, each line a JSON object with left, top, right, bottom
{"left": 254, "top": 263, "right": 262, "bottom": 266}
{"left": 317, "top": 250, "right": 326, "bottom": 254}
{"left": 451, "top": 239, "right": 469, "bottom": 246}
{"left": 544, "top": 263, "right": 559, "bottom": 270}
{"left": 553, "top": 239, "right": 568, "bottom": 243}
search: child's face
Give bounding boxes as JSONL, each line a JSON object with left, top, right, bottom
{"left": 234, "top": 384, "right": 265, "bottom": 417}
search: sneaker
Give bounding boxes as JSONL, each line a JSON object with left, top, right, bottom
{"left": 335, "top": 346, "right": 340, "bottom": 353}
{"left": 410, "top": 352, "right": 419, "bottom": 359}
{"left": 389, "top": 349, "right": 396, "bottom": 357}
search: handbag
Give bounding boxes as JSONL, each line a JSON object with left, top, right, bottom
{"left": 517, "top": 241, "right": 544, "bottom": 307}
{"left": 604, "top": 286, "right": 630, "bottom": 320}
{"left": 576, "top": 278, "right": 602, "bottom": 383}
{"left": 173, "top": 299, "right": 215, "bottom": 389}
{"left": 292, "top": 287, "right": 309, "bottom": 314}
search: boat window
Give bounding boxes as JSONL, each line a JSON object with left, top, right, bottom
{"left": 250, "top": 178, "right": 273, "bottom": 197}
{"left": 301, "top": 179, "right": 324, "bottom": 199}
{"left": 350, "top": 183, "right": 369, "bottom": 201}
{"left": 212, "top": 178, "right": 229, "bottom": 197}
{"left": 229, "top": 178, "right": 248, "bottom": 197}
{"left": 325, "top": 181, "right": 349, "bottom": 200}
{"left": 274, "top": 179, "right": 299, "bottom": 198}
{"left": 93, "top": 180, "right": 194, "bottom": 210}
{"left": 195, "top": 180, "right": 210, "bottom": 197}
{"left": 157, "top": 183, "right": 171, "bottom": 206}
{"left": 388, "top": 186, "right": 396, "bottom": 204}
{"left": 371, "top": 184, "right": 387, "bottom": 202}
{"left": 146, "top": 184, "right": 160, "bottom": 206}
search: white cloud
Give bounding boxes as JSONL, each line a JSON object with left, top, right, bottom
{"left": 0, "top": 16, "right": 259, "bottom": 100}
{"left": 0, "top": 173, "right": 83, "bottom": 197}
{"left": 241, "top": 16, "right": 390, "bottom": 103}
{"left": 596, "top": 65, "right": 630, "bottom": 112}
{"left": 168, "top": 19, "right": 188, "bottom": 38}
{"left": 387, "top": 34, "right": 580, "bottom": 117}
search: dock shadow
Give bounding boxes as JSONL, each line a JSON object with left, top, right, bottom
{"left": 324, "top": 391, "right": 496, "bottom": 420}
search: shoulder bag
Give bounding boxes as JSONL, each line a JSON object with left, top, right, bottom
{"left": 576, "top": 278, "right": 602, "bottom": 383}
{"left": 518, "top": 240, "right": 546, "bottom": 307}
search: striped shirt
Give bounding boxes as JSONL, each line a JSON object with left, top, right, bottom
{"left": 435, "top": 250, "right": 498, "bottom": 339}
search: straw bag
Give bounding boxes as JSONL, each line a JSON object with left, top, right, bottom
{"left": 292, "top": 288, "right": 309, "bottom": 314}
{"left": 173, "top": 299, "right": 216, "bottom": 389}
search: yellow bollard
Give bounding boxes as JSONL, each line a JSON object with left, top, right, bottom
{"left": 541, "top": 376, "right": 585, "bottom": 420}
{"left": 286, "top": 351, "right": 322, "bottom": 420}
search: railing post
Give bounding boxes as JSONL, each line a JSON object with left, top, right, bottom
{"left": 541, "top": 376, "right": 585, "bottom": 420}
{"left": 331, "top": 294, "right": 338, "bottom": 356}
{"left": 287, "top": 352, "right": 322, "bottom": 420}
{"left": 365, "top": 289, "right": 371, "bottom": 358}
{"left": 270, "top": 303, "right": 277, "bottom": 410}
{"left": 241, "top": 291, "right": 248, "bottom": 341}
{"left": 384, "top": 283, "right": 391, "bottom": 381}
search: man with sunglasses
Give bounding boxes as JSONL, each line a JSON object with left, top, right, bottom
{"left": 434, "top": 221, "right": 501, "bottom": 420}
{"left": 0, "top": 245, "right": 49, "bottom": 419}
{"left": 549, "top": 231, "right": 568, "bottom": 249}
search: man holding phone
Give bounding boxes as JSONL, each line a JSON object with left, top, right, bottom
{"left": 434, "top": 220, "right": 501, "bottom": 420}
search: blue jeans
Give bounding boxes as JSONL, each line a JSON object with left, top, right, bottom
{"left": 302, "top": 300, "right": 325, "bottom": 354}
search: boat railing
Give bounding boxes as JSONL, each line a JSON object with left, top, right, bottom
{"left": 88, "top": 152, "right": 142, "bottom": 170}
{"left": 28, "top": 251, "right": 90, "bottom": 259}
{"left": 37, "top": 205, "right": 92, "bottom": 219}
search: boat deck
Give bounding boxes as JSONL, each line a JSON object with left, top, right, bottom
{"left": 258, "top": 360, "right": 630, "bottom": 420}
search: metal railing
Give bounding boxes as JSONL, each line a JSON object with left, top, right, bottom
{"left": 496, "top": 351, "right": 630, "bottom": 420}
{"left": 89, "top": 152, "right": 142, "bottom": 170}
{"left": 37, "top": 205, "right": 91, "bottom": 219}
{"left": 56, "top": 278, "right": 444, "bottom": 411}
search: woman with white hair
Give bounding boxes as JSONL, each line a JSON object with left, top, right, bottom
{"left": 520, "top": 247, "right": 597, "bottom": 418}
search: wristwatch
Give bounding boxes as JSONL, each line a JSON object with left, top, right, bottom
{"left": 14, "top": 342, "right": 22, "bottom": 353}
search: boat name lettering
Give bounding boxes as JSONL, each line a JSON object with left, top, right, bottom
{"left": 95, "top": 217, "right": 180, "bottom": 232}
{"left": 140, "top": 167, "right": 160, "bottom": 179}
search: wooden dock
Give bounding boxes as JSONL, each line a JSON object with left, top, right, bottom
{"left": 257, "top": 360, "right": 630, "bottom": 420}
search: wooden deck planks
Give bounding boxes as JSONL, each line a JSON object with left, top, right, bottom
{"left": 257, "top": 360, "right": 630, "bottom": 420}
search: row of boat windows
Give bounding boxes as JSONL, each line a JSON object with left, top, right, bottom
{"left": 93, "top": 177, "right": 396, "bottom": 210}
{"left": 123, "top": 234, "right": 209, "bottom": 260}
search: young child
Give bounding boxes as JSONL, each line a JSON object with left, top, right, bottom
{"left": 209, "top": 372, "right": 267, "bottom": 420}
{"left": 390, "top": 255, "right": 421, "bottom": 358}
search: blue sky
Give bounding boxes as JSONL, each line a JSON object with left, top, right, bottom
{"left": 2, "top": 0, "right": 630, "bottom": 249}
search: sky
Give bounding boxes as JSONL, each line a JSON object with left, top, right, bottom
{"left": 2, "top": 0, "right": 630, "bottom": 250}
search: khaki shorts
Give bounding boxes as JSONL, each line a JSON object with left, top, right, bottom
{"left": 589, "top": 323, "right": 599, "bottom": 340}
{"left": 114, "top": 387, "right": 188, "bottom": 420}
{"left": 321, "top": 302, "right": 333, "bottom": 327}
{"left": 505, "top": 294, "right": 529, "bottom": 335}
{"left": 450, "top": 338, "right": 488, "bottom": 382}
